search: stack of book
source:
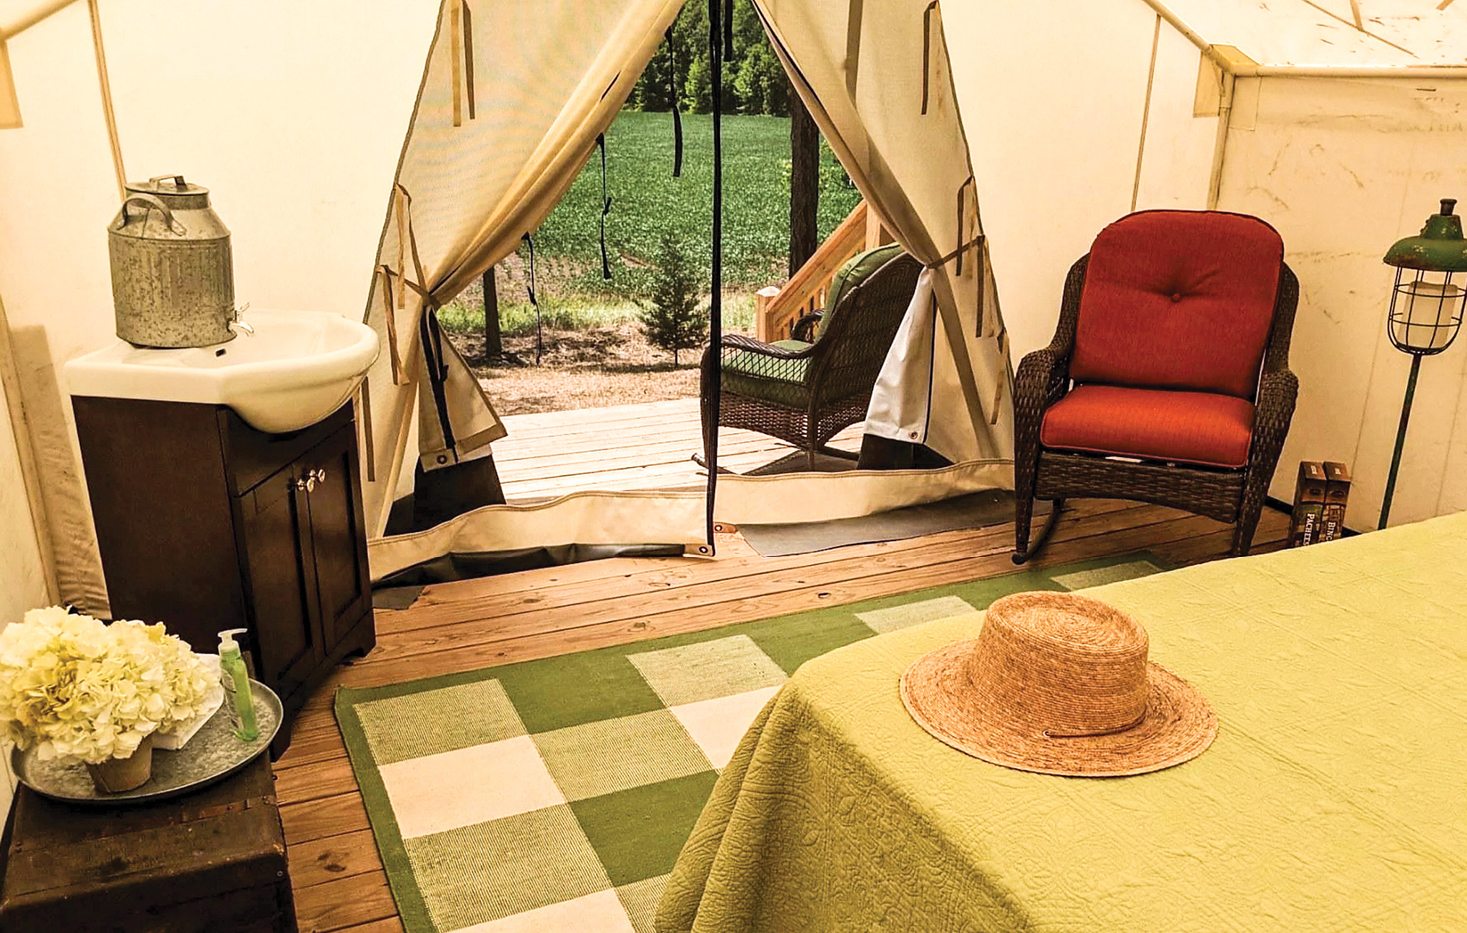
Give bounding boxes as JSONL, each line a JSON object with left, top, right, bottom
{"left": 1289, "top": 460, "right": 1351, "bottom": 547}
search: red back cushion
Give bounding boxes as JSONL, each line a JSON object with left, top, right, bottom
{"left": 1070, "top": 210, "right": 1283, "bottom": 399}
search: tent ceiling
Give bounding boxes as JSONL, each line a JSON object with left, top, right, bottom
{"left": 1160, "top": 0, "right": 1467, "bottom": 68}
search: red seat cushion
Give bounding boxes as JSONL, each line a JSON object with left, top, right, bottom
{"left": 1040, "top": 385, "right": 1256, "bottom": 469}
{"left": 1070, "top": 211, "right": 1283, "bottom": 400}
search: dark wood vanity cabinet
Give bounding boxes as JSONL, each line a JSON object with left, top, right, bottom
{"left": 72, "top": 397, "right": 375, "bottom": 751}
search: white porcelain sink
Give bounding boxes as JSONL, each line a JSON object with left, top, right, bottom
{"left": 65, "top": 309, "right": 381, "bottom": 434}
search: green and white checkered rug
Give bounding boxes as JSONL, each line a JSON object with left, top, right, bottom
{"left": 336, "top": 553, "right": 1165, "bottom": 932}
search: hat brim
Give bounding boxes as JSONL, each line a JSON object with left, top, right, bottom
{"left": 900, "top": 639, "right": 1218, "bottom": 778}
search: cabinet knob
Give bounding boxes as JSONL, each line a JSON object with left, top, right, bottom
{"left": 294, "top": 468, "right": 327, "bottom": 493}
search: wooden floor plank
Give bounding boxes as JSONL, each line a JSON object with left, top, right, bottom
{"left": 293, "top": 869, "right": 398, "bottom": 932}
{"left": 280, "top": 398, "right": 1298, "bottom": 931}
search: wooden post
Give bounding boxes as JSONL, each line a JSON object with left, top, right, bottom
{"left": 482, "top": 265, "right": 502, "bottom": 361}
{"left": 788, "top": 82, "right": 820, "bottom": 277}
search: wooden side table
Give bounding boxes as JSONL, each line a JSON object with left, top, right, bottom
{"left": 0, "top": 755, "right": 295, "bottom": 932}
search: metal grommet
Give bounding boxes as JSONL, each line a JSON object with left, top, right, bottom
{"left": 436, "top": 454, "right": 448, "bottom": 465}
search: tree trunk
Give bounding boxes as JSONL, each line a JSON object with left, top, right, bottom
{"left": 788, "top": 83, "right": 820, "bottom": 277}
{"left": 482, "top": 266, "right": 502, "bottom": 361}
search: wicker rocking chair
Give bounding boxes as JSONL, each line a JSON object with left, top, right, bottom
{"left": 1013, "top": 210, "right": 1300, "bottom": 563}
{"left": 703, "top": 246, "right": 921, "bottom": 471}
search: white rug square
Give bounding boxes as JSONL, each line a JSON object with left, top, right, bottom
{"left": 669, "top": 686, "right": 781, "bottom": 769}
{"left": 380, "top": 734, "right": 565, "bottom": 839}
{"left": 857, "top": 595, "right": 977, "bottom": 634}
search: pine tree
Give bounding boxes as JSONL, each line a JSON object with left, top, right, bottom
{"left": 640, "top": 235, "right": 708, "bottom": 367}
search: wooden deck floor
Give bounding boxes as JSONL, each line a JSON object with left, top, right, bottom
{"left": 493, "top": 397, "right": 862, "bottom": 500}
{"left": 275, "top": 404, "right": 1294, "bottom": 931}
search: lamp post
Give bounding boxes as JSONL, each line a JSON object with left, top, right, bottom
{"left": 1378, "top": 198, "right": 1467, "bottom": 529}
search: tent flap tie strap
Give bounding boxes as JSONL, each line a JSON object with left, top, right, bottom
{"left": 920, "top": 1, "right": 940, "bottom": 116}
{"left": 376, "top": 265, "right": 405, "bottom": 383}
{"left": 450, "top": 1, "right": 477, "bottom": 127}
{"left": 521, "top": 233, "right": 542, "bottom": 365}
{"left": 598, "top": 133, "right": 613, "bottom": 281}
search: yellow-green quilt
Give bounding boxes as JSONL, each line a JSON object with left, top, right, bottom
{"left": 658, "top": 513, "right": 1467, "bottom": 932}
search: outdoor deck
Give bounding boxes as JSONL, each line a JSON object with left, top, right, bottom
{"left": 493, "top": 397, "right": 864, "bottom": 500}
{"left": 274, "top": 401, "right": 1295, "bottom": 932}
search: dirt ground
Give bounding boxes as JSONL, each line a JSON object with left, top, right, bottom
{"left": 453, "top": 320, "right": 701, "bottom": 416}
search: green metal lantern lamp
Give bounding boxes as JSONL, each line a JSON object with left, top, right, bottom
{"left": 1378, "top": 198, "right": 1467, "bottom": 529}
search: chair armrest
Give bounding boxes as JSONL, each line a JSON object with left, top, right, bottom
{"left": 1250, "top": 368, "right": 1298, "bottom": 459}
{"left": 1014, "top": 347, "right": 1070, "bottom": 415}
{"left": 719, "top": 333, "right": 816, "bottom": 359}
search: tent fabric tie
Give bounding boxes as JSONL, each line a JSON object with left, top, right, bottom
{"left": 521, "top": 233, "right": 542, "bottom": 364}
{"left": 598, "top": 133, "right": 613, "bottom": 280}
{"left": 375, "top": 265, "right": 405, "bottom": 383}
{"left": 419, "top": 308, "right": 457, "bottom": 456}
{"left": 920, "top": 1, "right": 939, "bottom": 115}
{"left": 955, "top": 176, "right": 975, "bottom": 277}
{"left": 666, "top": 27, "right": 684, "bottom": 178}
{"left": 450, "top": 1, "right": 477, "bottom": 126}
{"left": 376, "top": 184, "right": 432, "bottom": 384}
{"left": 990, "top": 326, "right": 1008, "bottom": 426}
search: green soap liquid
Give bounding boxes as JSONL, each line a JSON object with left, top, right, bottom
{"left": 225, "top": 655, "right": 259, "bottom": 742}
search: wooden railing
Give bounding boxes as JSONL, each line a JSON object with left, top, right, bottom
{"left": 754, "top": 201, "right": 872, "bottom": 342}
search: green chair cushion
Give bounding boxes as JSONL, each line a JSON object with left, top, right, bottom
{"left": 817, "top": 243, "right": 905, "bottom": 341}
{"left": 722, "top": 339, "right": 812, "bottom": 410}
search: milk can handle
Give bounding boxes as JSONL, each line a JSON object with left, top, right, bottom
{"left": 147, "top": 174, "right": 189, "bottom": 189}
{"left": 119, "top": 194, "right": 185, "bottom": 235}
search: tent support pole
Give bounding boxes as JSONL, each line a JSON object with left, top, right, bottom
{"left": 1140, "top": 0, "right": 1467, "bottom": 79}
{"left": 1206, "top": 70, "right": 1234, "bottom": 210}
{"left": 0, "top": 0, "right": 77, "bottom": 39}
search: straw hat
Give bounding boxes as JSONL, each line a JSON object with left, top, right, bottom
{"left": 900, "top": 592, "right": 1216, "bottom": 777}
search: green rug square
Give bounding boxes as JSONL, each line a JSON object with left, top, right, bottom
{"left": 628, "top": 634, "right": 787, "bottom": 706}
{"left": 355, "top": 679, "right": 526, "bottom": 765}
{"left": 402, "top": 803, "right": 611, "bottom": 930}
{"left": 534, "top": 709, "right": 712, "bottom": 800}
{"left": 1052, "top": 558, "right": 1165, "bottom": 591}
{"left": 745, "top": 611, "right": 879, "bottom": 674}
{"left": 498, "top": 649, "right": 665, "bottom": 734}
{"left": 572, "top": 772, "right": 720, "bottom": 887}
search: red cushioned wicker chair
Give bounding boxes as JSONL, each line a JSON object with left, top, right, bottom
{"left": 1013, "top": 210, "right": 1299, "bottom": 563}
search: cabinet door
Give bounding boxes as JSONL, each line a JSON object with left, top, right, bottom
{"left": 238, "top": 464, "right": 322, "bottom": 696}
{"left": 299, "top": 425, "right": 371, "bottom": 651}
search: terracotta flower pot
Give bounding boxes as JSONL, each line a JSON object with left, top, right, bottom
{"left": 85, "top": 735, "right": 155, "bottom": 793}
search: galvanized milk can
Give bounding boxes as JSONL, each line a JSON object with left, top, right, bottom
{"left": 107, "top": 175, "right": 236, "bottom": 347}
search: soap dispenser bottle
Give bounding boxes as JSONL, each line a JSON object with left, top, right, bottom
{"left": 218, "top": 628, "right": 260, "bottom": 741}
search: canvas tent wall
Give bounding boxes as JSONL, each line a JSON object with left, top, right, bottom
{"left": 945, "top": 0, "right": 1467, "bottom": 531}
{"left": 0, "top": 0, "right": 1014, "bottom": 602}
{"left": 0, "top": 0, "right": 439, "bottom": 611}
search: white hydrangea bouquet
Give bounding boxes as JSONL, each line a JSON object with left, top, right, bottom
{"left": 0, "top": 607, "right": 219, "bottom": 792}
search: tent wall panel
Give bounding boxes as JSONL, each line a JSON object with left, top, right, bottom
{"left": 1218, "top": 76, "right": 1467, "bottom": 527}
{"left": 1132, "top": 22, "right": 1216, "bottom": 210}
{"left": 947, "top": 1, "right": 1467, "bottom": 532}
{"left": 0, "top": 0, "right": 435, "bottom": 611}
{"left": 945, "top": 0, "right": 1159, "bottom": 360}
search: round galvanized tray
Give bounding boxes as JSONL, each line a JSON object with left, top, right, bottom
{"left": 11, "top": 680, "right": 282, "bottom": 806}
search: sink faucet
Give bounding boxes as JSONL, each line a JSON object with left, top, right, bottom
{"left": 229, "top": 320, "right": 255, "bottom": 337}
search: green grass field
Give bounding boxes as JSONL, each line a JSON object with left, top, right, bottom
{"left": 440, "top": 109, "right": 860, "bottom": 339}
